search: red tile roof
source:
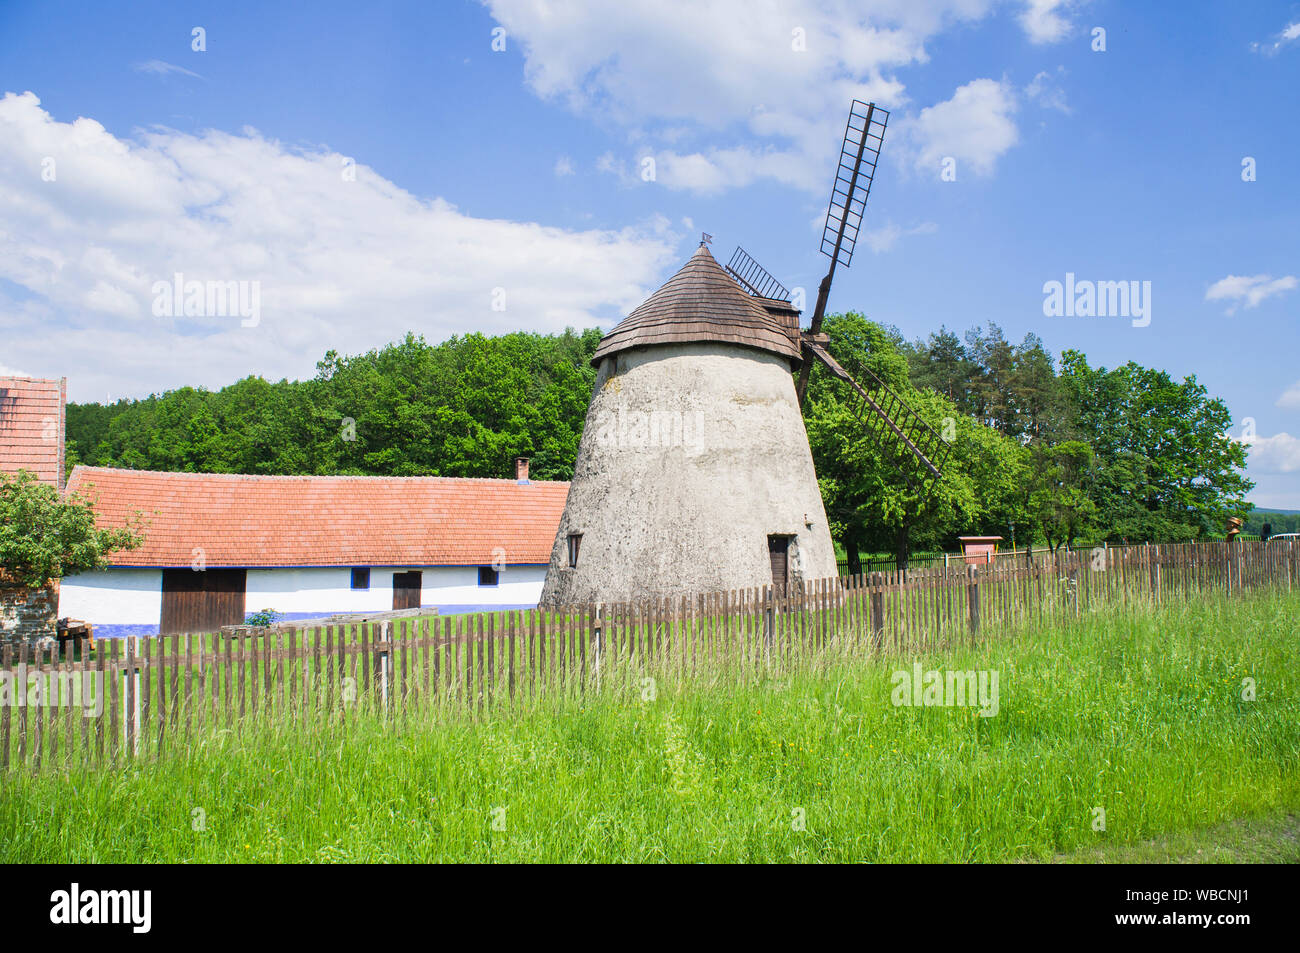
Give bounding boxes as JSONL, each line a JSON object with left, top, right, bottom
{"left": 0, "top": 377, "right": 65, "bottom": 491}
{"left": 65, "top": 467, "right": 569, "bottom": 568}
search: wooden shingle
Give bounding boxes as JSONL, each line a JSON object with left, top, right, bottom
{"left": 591, "top": 245, "right": 802, "bottom": 366}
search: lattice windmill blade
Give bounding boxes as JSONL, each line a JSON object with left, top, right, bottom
{"left": 802, "top": 340, "right": 951, "bottom": 502}
{"left": 725, "top": 246, "right": 791, "bottom": 301}
{"left": 720, "top": 100, "right": 946, "bottom": 502}
{"left": 796, "top": 100, "right": 889, "bottom": 407}
{"left": 819, "top": 101, "right": 888, "bottom": 275}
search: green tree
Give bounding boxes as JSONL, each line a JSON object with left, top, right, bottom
{"left": 64, "top": 327, "right": 603, "bottom": 482}
{"left": 806, "top": 313, "right": 1028, "bottom": 570}
{"left": 903, "top": 326, "right": 975, "bottom": 408}
{"left": 1059, "top": 351, "right": 1251, "bottom": 540}
{"left": 0, "top": 470, "right": 145, "bottom": 589}
{"left": 1024, "top": 441, "right": 1098, "bottom": 552}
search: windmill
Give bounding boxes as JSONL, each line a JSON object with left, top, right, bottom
{"left": 727, "top": 100, "right": 950, "bottom": 504}
{"left": 539, "top": 100, "right": 948, "bottom": 608}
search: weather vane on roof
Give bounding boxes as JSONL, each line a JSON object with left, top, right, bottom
{"left": 701, "top": 232, "right": 713, "bottom": 245}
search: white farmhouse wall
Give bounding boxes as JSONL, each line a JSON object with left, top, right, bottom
{"left": 416, "top": 565, "right": 547, "bottom": 610}
{"left": 245, "top": 567, "right": 390, "bottom": 615}
{"left": 55, "top": 564, "right": 548, "bottom": 637}
{"left": 246, "top": 565, "right": 546, "bottom": 617}
{"left": 59, "top": 568, "right": 162, "bottom": 627}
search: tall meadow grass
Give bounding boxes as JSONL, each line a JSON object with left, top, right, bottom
{"left": 2, "top": 590, "right": 1296, "bottom": 862}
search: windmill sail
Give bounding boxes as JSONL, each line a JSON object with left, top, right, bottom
{"left": 819, "top": 100, "right": 888, "bottom": 274}
{"left": 803, "top": 342, "right": 950, "bottom": 495}
{"left": 796, "top": 101, "right": 889, "bottom": 407}
{"left": 786, "top": 99, "right": 949, "bottom": 507}
{"left": 719, "top": 101, "right": 948, "bottom": 509}
{"left": 725, "top": 246, "right": 791, "bottom": 301}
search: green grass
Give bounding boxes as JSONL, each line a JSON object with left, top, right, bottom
{"left": 1049, "top": 811, "right": 1300, "bottom": 863}
{"left": 3, "top": 590, "right": 1297, "bottom": 863}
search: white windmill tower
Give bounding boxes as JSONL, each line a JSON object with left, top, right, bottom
{"left": 540, "top": 101, "right": 948, "bottom": 607}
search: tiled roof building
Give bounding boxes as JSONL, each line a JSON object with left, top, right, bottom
{"left": 0, "top": 376, "right": 66, "bottom": 491}
{"left": 66, "top": 466, "right": 569, "bottom": 568}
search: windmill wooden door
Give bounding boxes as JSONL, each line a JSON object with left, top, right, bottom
{"left": 160, "top": 568, "right": 247, "bottom": 634}
{"left": 767, "top": 536, "right": 790, "bottom": 600}
{"left": 392, "top": 571, "right": 422, "bottom": 610}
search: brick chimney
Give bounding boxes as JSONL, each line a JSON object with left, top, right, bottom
{"left": 515, "top": 456, "right": 530, "bottom": 484}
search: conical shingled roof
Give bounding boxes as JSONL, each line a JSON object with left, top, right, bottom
{"left": 590, "top": 244, "right": 802, "bottom": 366}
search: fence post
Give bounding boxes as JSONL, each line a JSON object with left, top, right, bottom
{"left": 869, "top": 572, "right": 885, "bottom": 649}
{"left": 380, "top": 621, "right": 391, "bottom": 713}
{"left": 1154, "top": 543, "right": 1162, "bottom": 602}
{"left": 759, "top": 587, "right": 769, "bottom": 655}
{"left": 124, "top": 637, "right": 136, "bottom": 759}
{"left": 966, "top": 564, "right": 980, "bottom": 640}
{"left": 592, "top": 603, "right": 604, "bottom": 683}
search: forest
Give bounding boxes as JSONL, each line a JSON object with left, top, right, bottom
{"left": 65, "top": 317, "right": 1253, "bottom": 569}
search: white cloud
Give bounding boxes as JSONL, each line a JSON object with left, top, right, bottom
{"left": 553, "top": 155, "right": 574, "bottom": 176}
{"left": 1018, "top": 0, "right": 1075, "bottom": 44}
{"left": 1025, "top": 68, "right": 1070, "bottom": 113}
{"left": 483, "top": 0, "right": 1034, "bottom": 194}
{"left": 1243, "top": 431, "right": 1300, "bottom": 474}
{"left": 859, "top": 220, "right": 939, "bottom": 253}
{"left": 1278, "top": 381, "right": 1300, "bottom": 410}
{"left": 902, "top": 78, "right": 1019, "bottom": 177}
{"left": 0, "top": 91, "right": 678, "bottom": 401}
{"left": 0, "top": 363, "right": 29, "bottom": 377}
{"left": 133, "top": 60, "right": 202, "bottom": 80}
{"left": 655, "top": 144, "right": 826, "bottom": 194}
{"left": 1251, "top": 20, "right": 1300, "bottom": 55}
{"left": 1205, "top": 273, "right": 1298, "bottom": 314}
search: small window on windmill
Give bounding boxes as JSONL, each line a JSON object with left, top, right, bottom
{"left": 567, "top": 533, "right": 582, "bottom": 568}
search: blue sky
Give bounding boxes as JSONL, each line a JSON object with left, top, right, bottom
{"left": 0, "top": 0, "right": 1297, "bottom": 505}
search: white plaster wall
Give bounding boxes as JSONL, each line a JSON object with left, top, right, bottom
{"left": 245, "top": 565, "right": 547, "bottom": 615}
{"left": 59, "top": 569, "right": 162, "bottom": 624}
{"left": 245, "top": 567, "right": 390, "bottom": 614}
{"left": 57, "top": 564, "right": 549, "bottom": 629}
{"left": 541, "top": 343, "right": 838, "bottom": 605}
{"left": 417, "top": 565, "right": 547, "bottom": 606}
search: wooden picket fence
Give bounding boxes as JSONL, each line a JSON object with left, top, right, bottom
{"left": 1, "top": 539, "right": 1295, "bottom": 773}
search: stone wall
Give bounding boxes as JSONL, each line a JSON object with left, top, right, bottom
{"left": 0, "top": 579, "right": 58, "bottom": 647}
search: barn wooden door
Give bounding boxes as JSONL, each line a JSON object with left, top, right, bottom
{"left": 392, "top": 571, "right": 422, "bottom": 610}
{"left": 160, "top": 568, "right": 247, "bottom": 634}
{"left": 767, "top": 536, "right": 790, "bottom": 599}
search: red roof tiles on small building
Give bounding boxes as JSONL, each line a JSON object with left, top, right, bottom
{"left": 65, "top": 467, "right": 570, "bottom": 568}
{"left": 0, "top": 377, "right": 66, "bottom": 491}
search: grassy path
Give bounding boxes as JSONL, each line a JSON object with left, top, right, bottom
{"left": 1048, "top": 811, "right": 1300, "bottom": 863}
